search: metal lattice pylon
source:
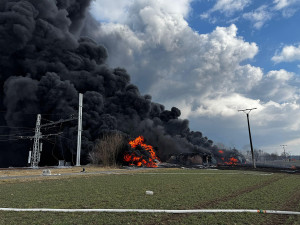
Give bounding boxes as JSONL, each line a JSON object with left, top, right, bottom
{"left": 31, "top": 114, "right": 41, "bottom": 168}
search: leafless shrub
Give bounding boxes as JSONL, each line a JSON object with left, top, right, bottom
{"left": 89, "top": 133, "right": 126, "bottom": 166}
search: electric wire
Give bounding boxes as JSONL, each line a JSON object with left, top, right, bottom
{"left": 0, "top": 111, "right": 74, "bottom": 116}
{"left": 51, "top": 123, "right": 63, "bottom": 162}
{"left": 42, "top": 138, "right": 56, "bottom": 145}
{"left": 57, "top": 134, "right": 73, "bottom": 141}
{"left": 41, "top": 118, "right": 54, "bottom": 123}
{"left": 0, "top": 138, "right": 28, "bottom": 142}
{"left": 0, "top": 112, "right": 78, "bottom": 163}
{"left": 0, "top": 126, "right": 34, "bottom": 129}
{"left": 0, "top": 130, "right": 34, "bottom": 133}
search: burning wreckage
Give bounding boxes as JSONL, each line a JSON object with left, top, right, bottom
{"left": 123, "top": 136, "right": 160, "bottom": 167}
{"left": 121, "top": 136, "right": 245, "bottom": 168}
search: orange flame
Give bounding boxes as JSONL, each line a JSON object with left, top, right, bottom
{"left": 124, "top": 136, "right": 160, "bottom": 167}
{"left": 224, "top": 157, "right": 239, "bottom": 165}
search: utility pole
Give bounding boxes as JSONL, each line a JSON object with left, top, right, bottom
{"left": 76, "top": 93, "right": 83, "bottom": 166}
{"left": 280, "top": 145, "right": 287, "bottom": 161}
{"left": 238, "top": 108, "right": 257, "bottom": 168}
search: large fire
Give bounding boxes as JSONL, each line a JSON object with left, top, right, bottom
{"left": 224, "top": 157, "right": 239, "bottom": 165}
{"left": 123, "top": 136, "right": 160, "bottom": 167}
{"left": 218, "top": 150, "right": 239, "bottom": 165}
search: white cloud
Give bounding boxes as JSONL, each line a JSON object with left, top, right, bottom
{"left": 240, "top": 1, "right": 300, "bottom": 29}
{"left": 273, "top": 0, "right": 300, "bottom": 17}
{"left": 90, "top": 0, "right": 192, "bottom": 23}
{"left": 188, "top": 93, "right": 262, "bottom": 117}
{"left": 267, "top": 69, "right": 294, "bottom": 81}
{"left": 90, "top": 0, "right": 133, "bottom": 23}
{"left": 213, "top": 0, "right": 251, "bottom": 15}
{"left": 201, "top": 0, "right": 251, "bottom": 18}
{"left": 273, "top": 0, "right": 300, "bottom": 10}
{"left": 243, "top": 5, "right": 273, "bottom": 29}
{"left": 250, "top": 69, "right": 298, "bottom": 103}
{"left": 263, "top": 70, "right": 297, "bottom": 102}
{"left": 200, "top": 0, "right": 299, "bottom": 28}
{"left": 272, "top": 44, "right": 300, "bottom": 63}
{"left": 87, "top": 0, "right": 300, "bottom": 154}
{"left": 285, "top": 137, "right": 300, "bottom": 152}
{"left": 152, "top": 0, "right": 192, "bottom": 18}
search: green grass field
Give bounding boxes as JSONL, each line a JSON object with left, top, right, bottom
{"left": 0, "top": 168, "right": 299, "bottom": 225}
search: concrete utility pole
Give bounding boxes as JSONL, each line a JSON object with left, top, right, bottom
{"left": 76, "top": 93, "right": 83, "bottom": 166}
{"left": 238, "top": 108, "right": 257, "bottom": 168}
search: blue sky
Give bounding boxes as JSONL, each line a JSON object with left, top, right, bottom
{"left": 188, "top": 0, "right": 300, "bottom": 73}
{"left": 88, "top": 0, "right": 300, "bottom": 155}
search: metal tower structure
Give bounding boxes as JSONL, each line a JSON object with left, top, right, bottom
{"left": 31, "top": 114, "right": 41, "bottom": 168}
{"left": 26, "top": 115, "right": 77, "bottom": 168}
{"left": 280, "top": 145, "right": 288, "bottom": 161}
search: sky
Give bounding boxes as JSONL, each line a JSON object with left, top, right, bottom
{"left": 88, "top": 0, "right": 300, "bottom": 155}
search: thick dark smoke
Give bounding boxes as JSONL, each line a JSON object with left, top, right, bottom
{"left": 0, "top": 0, "right": 219, "bottom": 167}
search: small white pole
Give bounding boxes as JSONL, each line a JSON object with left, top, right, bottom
{"left": 76, "top": 93, "right": 83, "bottom": 166}
{"left": 38, "top": 143, "right": 43, "bottom": 162}
{"left": 28, "top": 151, "right": 32, "bottom": 164}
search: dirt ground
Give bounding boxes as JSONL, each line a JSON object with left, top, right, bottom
{"left": 0, "top": 165, "right": 122, "bottom": 177}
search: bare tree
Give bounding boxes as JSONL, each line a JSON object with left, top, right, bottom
{"left": 253, "top": 149, "right": 260, "bottom": 162}
{"left": 89, "top": 133, "right": 126, "bottom": 167}
{"left": 270, "top": 153, "right": 279, "bottom": 161}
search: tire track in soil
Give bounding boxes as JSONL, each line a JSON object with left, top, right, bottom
{"left": 146, "top": 175, "right": 286, "bottom": 225}
{"left": 264, "top": 190, "right": 300, "bottom": 225}
{"left": 192, "top": 175, "right": 286, "bottom": 209}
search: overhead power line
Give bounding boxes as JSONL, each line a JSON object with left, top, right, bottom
{"left": 27, "top": 113, "right": 77, "bottom": 168}
{"left": 0, "top": 126, "right": 34, "bottom": 129}
{"left": 27, "top": 94, "right": 83, "bottom": 168}
{"left": 0, "top": 94, "right": 83, "bottom": 168}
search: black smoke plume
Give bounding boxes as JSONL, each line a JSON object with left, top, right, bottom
{"left": 0, "top": 0, "right": 218, "bottom": 167}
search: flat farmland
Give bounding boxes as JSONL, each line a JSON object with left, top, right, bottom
{"left": 0, "top": 168, "right": 299, "bottom": 225}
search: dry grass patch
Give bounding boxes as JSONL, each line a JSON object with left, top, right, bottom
{"left": 0, "top": 166, "right": 122, "bottom": 177}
